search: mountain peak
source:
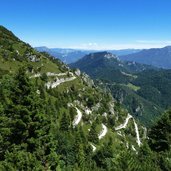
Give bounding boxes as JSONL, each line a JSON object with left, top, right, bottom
{"left": 163, "top": 45, "right": 171, "bottom": 51}
{"left": 87, "top": 51, "right": 117, "bottom": 60}
{"left": 104, "top": 52, "right": 117, "bottom": 59}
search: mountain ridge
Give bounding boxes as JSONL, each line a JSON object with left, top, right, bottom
{"left": 35, "top": 46, "right": 142, "bottom": 64}
{"left": 119, "top": 46, "right": 171, "bottom": 69}
{"left": 70, "top": 51, "right": 171, "bottom": 126}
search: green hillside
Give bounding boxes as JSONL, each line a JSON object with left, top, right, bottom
{"left": 0, "top": 26, "right": 63, "bottom": 75}
{"left": 70, "top": 52, "right": 166, "bottom": 126}
{"left": 0, "top": 26, "right": 147, "bottom": 170}
{"left": 0, "top": 26, "right": 170, "bottom": 170}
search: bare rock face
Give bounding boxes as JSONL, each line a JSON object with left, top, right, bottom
{"left": 75, "top": 69, "right": 81, "bottom": 76}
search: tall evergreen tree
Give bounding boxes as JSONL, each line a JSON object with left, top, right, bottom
{"left": 88, "top": 122, "right": 99, "bottom": 144}
{"left": 60, "top": 112, "right": 70, "bottom": 131}
{"left": 0, "top": 67, "right": 58, "bottom": 169}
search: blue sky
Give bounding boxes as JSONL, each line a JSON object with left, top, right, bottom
{"left": 1, "top": 0, "right": 171, "bottom": 49}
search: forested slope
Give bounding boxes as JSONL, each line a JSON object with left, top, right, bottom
{"left": 0, "top": 26, "right": 170, "bottom": 170}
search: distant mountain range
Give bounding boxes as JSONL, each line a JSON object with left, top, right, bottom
{"left": 35, "top": 46, "right": 92, "bottom": 64}
{"left": 119, "top": 46, "right": 171, "bottom": 69}
{"left": 35, "top": 46, "right": 141, "bottom": 64}
{"left": 36, "top": 46, "right": 171, "bottom": 69}
{"left": 70, "top": 51, "right": 171, "bottom": 126}
{"left": 108, "top": 49, "right": 142, "bottom": 56}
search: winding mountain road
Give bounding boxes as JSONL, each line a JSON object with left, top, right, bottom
{"left": 98, "top": 124, "right": 108, "bottom": 139}
{"left": 73, "top": 107, "right": 82, "bottom": 127}
{"left": 115, "top": 114, "right": 132, "bottom": 130}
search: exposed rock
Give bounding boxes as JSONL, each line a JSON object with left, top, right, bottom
{"left": 46, "top": 76, "right": 76, "bottom": 89}
{"left": 74, "top": 69, "right": 81, "bottom": 76}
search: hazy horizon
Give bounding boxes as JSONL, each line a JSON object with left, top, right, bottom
{"left": 34, "top": 45, "right": 171, "bottom": 51}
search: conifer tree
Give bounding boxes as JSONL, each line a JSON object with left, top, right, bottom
{"left": 0, "top": 67, "right": 58, "bottom": 169}
{"left": 60, "top": 112, "right": 70, "bottom": 131}
{"left": 88, "top": 122, "right": 99, "bottom": 144}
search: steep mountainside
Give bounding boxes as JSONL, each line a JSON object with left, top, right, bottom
{"left": 0, "top": 26, "right": 148, "bottom": 170}
{"left": 70, "top": 51, "right": 155, "bottom": 83}
{"left": 119, "top": 46, "right": 171, "bottom": 69}
{"left": 70, "top": 52, "right": 171, "bottom": 126}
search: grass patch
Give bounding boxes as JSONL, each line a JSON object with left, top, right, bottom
{"left": 126, "top": 83, "right": 140, "bottom": 91}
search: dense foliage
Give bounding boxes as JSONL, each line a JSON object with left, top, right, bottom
{"left": 70, "top": 51, "right": 171, "bottom": 126}
{"left": 0, "top": 25, "right": 170, "bottom": 171}
{"left": 0, "top": 69, "right": 170, "bottom": 170}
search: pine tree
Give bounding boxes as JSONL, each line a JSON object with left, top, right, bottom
{"left": 0, "top": 67, "right": 57, "bottom": 169}
{"left": 60, "top": 112, "right": 70, "bottom": 131}
{"left": 149, "top": 110, "right": 171, "bottom": 152}
{"left": 88, "top": 122, "right": 99, "bottom": 144}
